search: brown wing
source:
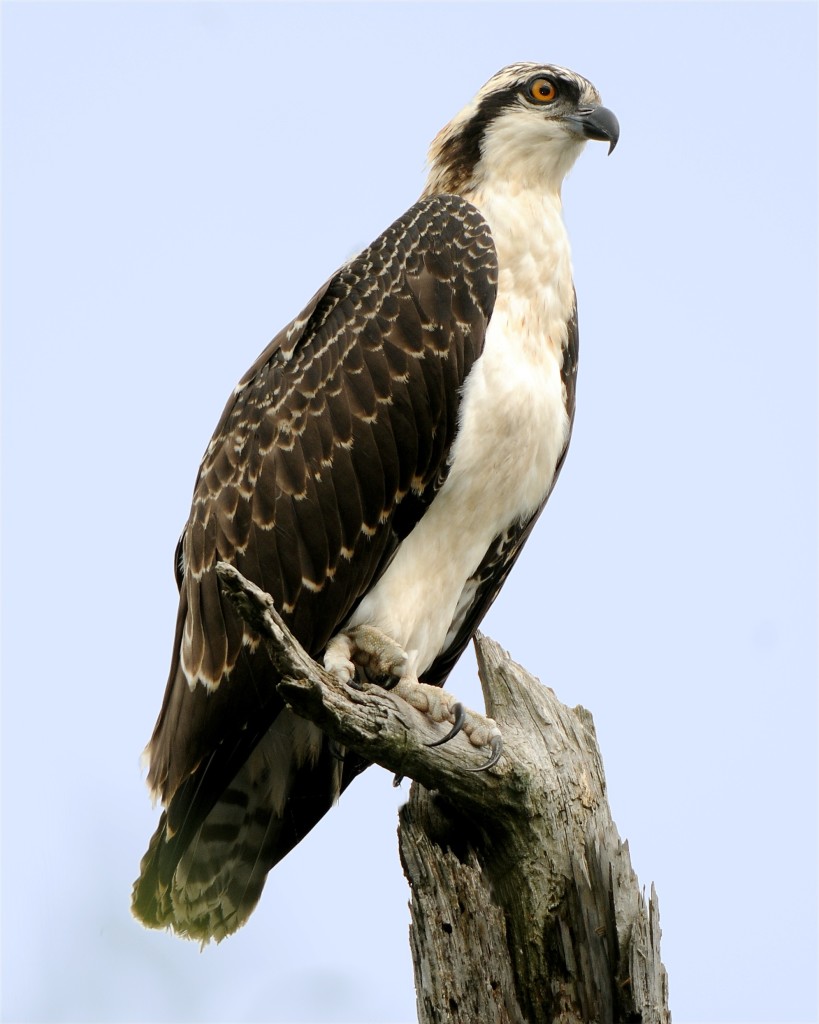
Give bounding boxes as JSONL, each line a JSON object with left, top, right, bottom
{"left": 133, "top": 195, "right": 497, "bottom": 939}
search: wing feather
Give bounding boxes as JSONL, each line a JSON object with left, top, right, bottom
{"left": 135, "top": 195, "right": 498, "bottom": 938}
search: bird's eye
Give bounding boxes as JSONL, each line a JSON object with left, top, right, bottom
{"left": 529, "top": 78, "right": 557, "bottom": 103}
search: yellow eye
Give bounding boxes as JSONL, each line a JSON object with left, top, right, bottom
{"left": 529, "top": 78, "right": 557, "bottom": 103}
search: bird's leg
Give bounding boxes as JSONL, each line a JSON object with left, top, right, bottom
{"left": 324, "top": 625, "right": 502, "bottom": 771}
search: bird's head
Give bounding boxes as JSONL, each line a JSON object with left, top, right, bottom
{"left": 423, "top": 63, "right": 619, "bottom": 198}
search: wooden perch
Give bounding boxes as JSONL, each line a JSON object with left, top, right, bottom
{"left": 216, "top": 561, "right": 670, "bottom": 1023}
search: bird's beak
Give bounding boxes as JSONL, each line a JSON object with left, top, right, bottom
{"left": 565, "top": 105, "right": 620, "bottom": 154}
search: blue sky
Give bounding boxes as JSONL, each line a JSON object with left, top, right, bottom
{"left": 2, "top": 2, "right": 817, "bottom": 1022}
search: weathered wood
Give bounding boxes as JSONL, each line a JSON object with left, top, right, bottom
{"left": 400, "top": 636, "right": 670, "bottom": 1023}
{"left": 216, "top": 561, "right": 670, "bottom": 1023}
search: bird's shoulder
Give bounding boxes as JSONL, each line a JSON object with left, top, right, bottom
{"left": 207, "top": 194, "right": 497, "bottom": 449}
{"left": 185, "top": 194, "right": 498, "bottom": 590}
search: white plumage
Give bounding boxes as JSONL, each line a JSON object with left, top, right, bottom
{"left": 345, "top": 186, "right": 574, "bottom": 679}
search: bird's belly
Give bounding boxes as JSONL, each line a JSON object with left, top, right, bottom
{"left": 345, "top": 317, "right": 570, "bottom": 677}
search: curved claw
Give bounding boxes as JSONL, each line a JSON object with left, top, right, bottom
{"left": 426, "top": 702, "right": 466, "bottom": 748}
{"left": 327, "top": 739, "right": 346, "bottom": 762}
{"left": 465, "top": 733, "right": 503, "bottom": 773}
{"left": 375, "top": 672, "right": 400, "bottom": 691}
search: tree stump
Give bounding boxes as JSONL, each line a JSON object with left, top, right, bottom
{"left": 216, "top": 562, "right": 670, "bottom": 1023}
{"left": 399, "top": 636, "right": 669, "bottom": 1024}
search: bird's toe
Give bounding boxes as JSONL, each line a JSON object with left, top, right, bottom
{"left": 325, "top": 624, "right": 411, "bottom": 689}
{"left": 393, "top": 678, "right": 502, "bottom": 770}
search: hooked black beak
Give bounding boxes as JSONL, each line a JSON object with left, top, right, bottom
{"left": 565, "top": 104, "right": 620, "bottom": 154}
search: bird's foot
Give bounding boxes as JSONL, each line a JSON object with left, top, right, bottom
{"left": 392, "top": 677, "right": 503, "bottom": 771}
{"left": 324, "top": 625, "right": 502, "bottom": 771}
{"left": 324, "top": 625, "right": 411, "bottom": 690}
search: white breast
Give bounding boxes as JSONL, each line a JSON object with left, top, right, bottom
{"left": 346, "top": 186, "right": 575, "bottom": 677}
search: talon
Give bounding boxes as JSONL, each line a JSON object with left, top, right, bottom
{"left": 392, "top": 773, "right": 404, "bottom": 787}
{"left": 327, "top": 739, "right": 346, "bottom": 762}
{"left": 426, "top": 702, "right": 466, "bottom": 748}
{"left": 466, "top": 733, "right": 503, "bottom": 772}
{"left": 392, "top": 676, "right": 499, "bottom": 770}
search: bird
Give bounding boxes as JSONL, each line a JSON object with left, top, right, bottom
{"left": 132, "top": 62, "right": 619, "bottom": 943}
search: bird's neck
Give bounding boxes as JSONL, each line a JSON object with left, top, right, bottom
{"left": 466, "top": 180, "right": 575, "bottom": 329}
{"left": 422, "top": 117, "right": 586, "bottom": 200}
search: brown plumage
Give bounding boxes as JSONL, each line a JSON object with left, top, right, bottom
{"left": 133, "top": 195, "right": 499, "bottom": 940}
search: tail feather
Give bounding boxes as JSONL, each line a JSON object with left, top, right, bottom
{"left": 132, "top": 711, "right": 352, "bottom": 943}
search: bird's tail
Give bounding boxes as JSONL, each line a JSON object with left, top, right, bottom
{"left": 132, "top": 711, "right": 353, "bottom": 943}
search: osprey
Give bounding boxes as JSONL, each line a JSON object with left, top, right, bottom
{"left": 133, "top": 63, "right": 618, "bottom": 942}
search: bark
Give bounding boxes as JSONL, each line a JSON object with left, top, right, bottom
{"left": 399, "top": 638, "right": 669, "bottom": 1024}
{"left": 216, "top": 561, "right": 670, "bottom": 1023}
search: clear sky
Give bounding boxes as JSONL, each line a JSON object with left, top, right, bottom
{"left": 2, "top": 2, "right": 817, "bottom": 1022}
